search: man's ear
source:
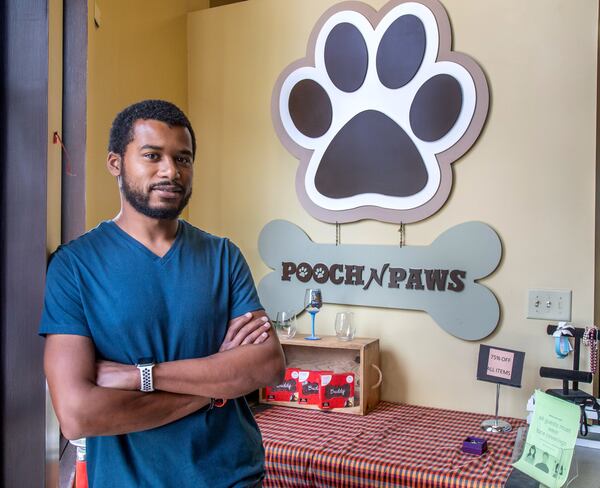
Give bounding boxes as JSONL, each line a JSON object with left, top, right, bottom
{"left": 107, "top": 152, "right": 122, "bottom": 176}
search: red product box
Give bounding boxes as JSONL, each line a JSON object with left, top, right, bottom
{"left": 265, "top": 368, "right": 300, "bottom": 402}
{"left": 319, "top": 373, "right": 355, "bottom": 409}
{"left": 297, "top": 370, "right": 333, "bottom": 405}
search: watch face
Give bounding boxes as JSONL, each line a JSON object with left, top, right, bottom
{"left": 137, "top": 357, "right": 155, "bottom": 366}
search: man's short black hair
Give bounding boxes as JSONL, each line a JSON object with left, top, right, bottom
{"left": 108, "top": 99, "right": 196, "bottom": 158}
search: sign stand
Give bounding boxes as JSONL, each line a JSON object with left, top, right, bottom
{"left": 481, "top": 384, "right": 512, "bottom": 432}
{"left": 476, "top": 344, "right": 525, "bottom": 433}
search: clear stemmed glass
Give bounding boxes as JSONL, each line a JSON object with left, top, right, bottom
{"left": 304, "top": 288, "right": 322, "bottom": 340}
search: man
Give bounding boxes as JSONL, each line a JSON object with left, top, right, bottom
{"left": 40, "top": 99, "right": 285, "bottom": 487}
{"left": 535, "top": 451, "right": 550, "bottom": 473}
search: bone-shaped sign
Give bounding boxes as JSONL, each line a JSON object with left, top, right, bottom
{"left": 258, "top": 220, "right": 502, "bottom": 340}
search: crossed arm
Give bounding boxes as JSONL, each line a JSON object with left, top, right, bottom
{"left": 45, "top": 311, "right": 285, "bottom": 440}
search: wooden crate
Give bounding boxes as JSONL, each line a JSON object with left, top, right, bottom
{"left": 260, "top": 334, "right": 381, "bottom": 415}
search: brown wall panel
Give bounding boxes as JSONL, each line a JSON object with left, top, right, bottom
{"left": 62, "top": 0, "right": 87, "bottom": 243}
{"left": 1, "top": 0, "right": 49, "bottom": 486}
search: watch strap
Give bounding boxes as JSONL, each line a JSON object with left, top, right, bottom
{"left": 137, "top": 363, "right": 155, "bottom": 392}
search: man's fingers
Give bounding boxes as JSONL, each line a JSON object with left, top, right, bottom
{"left": 219, "top": 311, "right": 271, "bottom": 352}
{"left": 252, "top": 329, "right": 270, "bottom": 345}
{"left": 220, "top": 316, "right": 270, "bottom": 351}
{"left": 232, "top": 317, "right": 270, "bottom": 347}
{"left": 241, "top": 326, "right": 270, "bottom": 346}
{"left": 223, "top": 312, "right": 253, "bottom": 343}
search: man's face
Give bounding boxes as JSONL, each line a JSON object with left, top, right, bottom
{"left": 119, "top": 119, "right": 194, "bottom": 220}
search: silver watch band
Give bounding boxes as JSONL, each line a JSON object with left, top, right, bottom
{"left": 137, "top": 364, "right": 155, "bottom": 392}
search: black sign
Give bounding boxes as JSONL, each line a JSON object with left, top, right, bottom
{"left": 270, "top": 379, "right": 297, "bottom": 393}
{"left": 301, "top": 381, "right": 319, "bottom": 395}
{"left": 324, "top": 383, "right": 351, "bottom": 399}
{"left": 477, "top": 344, "right": 525, "bottom": 388}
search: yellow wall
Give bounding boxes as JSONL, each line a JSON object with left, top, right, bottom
{"left": 86, "top": 0, "right": 205, "bottom": 227}
{"left": 187, "top": 0, "right": 599, "bottom": 418}
{"left": 46, "top": 1, "right": 64, "bottom": 484}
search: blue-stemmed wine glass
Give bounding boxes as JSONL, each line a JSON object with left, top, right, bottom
{"left": 304, "top": 288, "right": 322, "bottom": 340}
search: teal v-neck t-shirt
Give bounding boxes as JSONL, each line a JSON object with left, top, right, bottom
{"left": 39, "top": 220, "right": 265, "bottom": 487}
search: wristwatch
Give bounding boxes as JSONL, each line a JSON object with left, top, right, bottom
{"left": 136, "top": 357, "right": 156, "bottom": 392}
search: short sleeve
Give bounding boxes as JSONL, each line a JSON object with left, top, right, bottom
{"left": 39, "top": 248, "right": 91, "bottom": 337}
{"left": 227, "top": 241, "right": 263, "bottom": 320}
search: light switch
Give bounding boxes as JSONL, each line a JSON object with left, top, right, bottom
{"left": 527, "top": 289, "right": 572, "bottom": 321}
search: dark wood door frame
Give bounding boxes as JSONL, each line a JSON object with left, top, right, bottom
{"left": 1, "top": 0, "right": 88, "bottom": 486}
{"left": 1, "top": 1, "right": 49, "bottom": 486}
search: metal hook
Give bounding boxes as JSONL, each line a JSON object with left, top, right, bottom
{"left": 398, "top": 222, "right": 405, "bottom": 247}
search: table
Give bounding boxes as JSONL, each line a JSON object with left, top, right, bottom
{"left": 254, "top": 402, "right": 527, "bottom": 487}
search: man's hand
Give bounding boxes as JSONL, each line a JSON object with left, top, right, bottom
{"left": 219, "top": 311, "right": 272, "bottom": 352}
{"left": 149, "top": 309, "right": 285, "bottom": 399}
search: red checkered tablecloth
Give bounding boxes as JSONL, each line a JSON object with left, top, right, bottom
{"left": 254, "top": 402, "right": 527, "bottom": 488}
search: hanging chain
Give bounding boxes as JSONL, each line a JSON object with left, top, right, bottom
{"left": 335, "top": 222, "right": 341, "bottom": 246}
{"left": 398, "top": 222, "right": 405, "bottom": 247}
{"left": 583, "top": 326, "right": 598, "bottom": 374}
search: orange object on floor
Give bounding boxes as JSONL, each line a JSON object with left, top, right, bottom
{"left": 75, "top": 459, "right": 88, "bottom": 488}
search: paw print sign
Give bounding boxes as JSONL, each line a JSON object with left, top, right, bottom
{"left": 272, "top": 0, "right": 489, "bottom": 223}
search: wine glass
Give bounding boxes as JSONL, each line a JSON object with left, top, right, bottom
{"left": 335, "top": 312, "right": 355, "bottom": 341}
{"left": 275, "top": 311, "right": 297, "bottom": 339}
{"left": 304, "top": 288, "right": 322, "bottom": 340}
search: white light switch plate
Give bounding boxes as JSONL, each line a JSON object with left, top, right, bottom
{"left": 527, "top": 289, "right": 572, "bottom": 321}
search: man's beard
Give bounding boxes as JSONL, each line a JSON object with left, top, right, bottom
{"left": 120, "top": 170, "right": 192, "bottom": 220}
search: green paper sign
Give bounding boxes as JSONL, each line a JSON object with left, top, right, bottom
{"left": 513, "top": 391, "right": 580, "bottom": 487}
